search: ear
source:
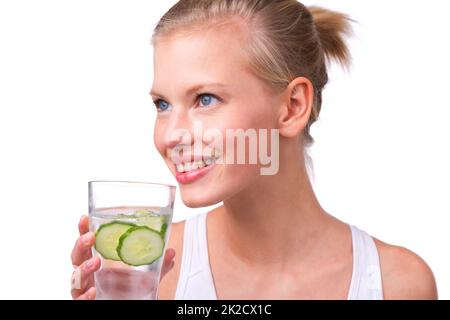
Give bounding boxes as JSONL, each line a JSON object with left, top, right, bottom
{"left": 277, "top": 77, "right": 314, "bottom": 138}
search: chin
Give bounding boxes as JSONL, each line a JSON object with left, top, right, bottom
{"left": 180, "top": 187, "right": 224, "bottom": 208}
{"left": 176, "top": 165, "right": 260, "bottom": 208}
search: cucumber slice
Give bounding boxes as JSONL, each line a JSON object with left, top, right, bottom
{"left": 117, "top": 226, "right": 165, "bottom": 266}
{"left": 95, "top": 222, "right": 135, "bottom": 261}
{"left": 136, "top": 215, "right": 166, "bottom": 233}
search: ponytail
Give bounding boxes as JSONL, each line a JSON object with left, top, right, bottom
{"left": 309, "top": 6, "right": 354, "bottom": 70}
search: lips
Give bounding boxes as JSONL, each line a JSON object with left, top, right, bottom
{"left": 175, "top": 162, "right": 216, "bottom": 184}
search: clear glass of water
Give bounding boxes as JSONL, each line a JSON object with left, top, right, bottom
{"left": 88, "top": 181, "right": 176, "bottom": 300}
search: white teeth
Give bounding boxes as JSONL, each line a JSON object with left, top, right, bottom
{"left": 175, "top": 159, "right": 216, "bottom": 173}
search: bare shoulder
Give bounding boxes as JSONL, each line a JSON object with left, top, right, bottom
{"left": 157, "top": 220, "right": 185, "bottom": 300}
{"left": 374, "top": 238, "right": 438, "bottom": 300}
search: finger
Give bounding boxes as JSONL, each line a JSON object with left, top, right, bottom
{"left": 160, "top": 248, "right": 176, "bottom": 279}
{"left": 78, "top": 215, "right": 89, "bottom": 236}
{"left": 71, "top": 257, "right": 101, "bottom": 298}
{"left": 165, "top": 248, "right": 176, "bottom": 261}
{"left": 75, "top": 287, "right": 96, "bottom": 300}
{"left": 71, "top": 232, "right": 95, "bottom": 266}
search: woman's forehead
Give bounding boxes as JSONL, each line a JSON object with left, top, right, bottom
{"left": 154, "top": 23, "right": 249, "bottom": 67}
{"left": 153, "top": 30, "right": 252, "bottom": 84}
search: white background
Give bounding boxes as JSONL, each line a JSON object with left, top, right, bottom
{"left": 0, "top": 0, "right": 449, "bottom": 299}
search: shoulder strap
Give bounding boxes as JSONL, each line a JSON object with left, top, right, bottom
{"left": 347, "top": 225, "right": 384, "bottom": 300}
{"left": 174, "top": 212, "right": 217, "bottom": 299}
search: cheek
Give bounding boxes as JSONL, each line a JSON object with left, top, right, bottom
{"left": 153, "top": 122, "right": 165, "bottom": 156}
{"left": 204, "top": 101, "right": 276, "bottom": 164}
{"left": 210, "top": 124, "right": 263, "bottom": 182}
{"left": 233, "top": 100, "right": 277, "bottom": 130}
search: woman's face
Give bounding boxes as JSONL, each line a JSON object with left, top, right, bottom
{"left": 151, "top": 24, "right": 282, "bottom": 208}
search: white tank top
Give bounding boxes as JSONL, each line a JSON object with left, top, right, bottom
{"left": 175, "top": 211, "right": 384, "bottom": 300}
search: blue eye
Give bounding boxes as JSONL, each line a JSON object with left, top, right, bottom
{"left": 198, "top": 94, "right": 219, "bottom": 108}
{"left": 153, "top": 93, "right": 220, "bottom": 113}
{"left": 153, "top": 99, "right": 172, "bottom": 112}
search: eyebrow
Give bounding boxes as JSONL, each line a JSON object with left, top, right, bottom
{"left": 149, "top": 82, "right": 229, "bottom": 99}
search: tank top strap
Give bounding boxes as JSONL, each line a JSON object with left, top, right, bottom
{"left": 174, "top": 212, "right": 217, "bottom": 299}
{"left": 347, "top": 224, "right": 384, "bottom": 300}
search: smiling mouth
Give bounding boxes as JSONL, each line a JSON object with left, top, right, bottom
{"left": 174, "top": 156, "right": 220, "bottom": 173}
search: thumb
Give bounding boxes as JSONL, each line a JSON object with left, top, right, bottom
{"left": 160, "top": 248, "right": 176, "bottom": 280}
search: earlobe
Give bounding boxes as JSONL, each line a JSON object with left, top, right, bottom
{"left": 278, "top": 77, "right": 314, "bottom": 138}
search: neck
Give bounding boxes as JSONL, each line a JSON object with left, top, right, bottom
{"left": 214, "top": 142, "right": 333, "bottom": 267}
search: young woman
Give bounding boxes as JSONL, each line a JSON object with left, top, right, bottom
{"left": 71, "top": 0, "right": 438, "bottom": 300}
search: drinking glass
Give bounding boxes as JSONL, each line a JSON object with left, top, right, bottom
{"left": 88, "top": 181, "right": 176, "bottom": 300}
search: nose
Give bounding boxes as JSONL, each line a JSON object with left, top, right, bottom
{"left": 163, "top": 107, "right": 194, "bottom": 150}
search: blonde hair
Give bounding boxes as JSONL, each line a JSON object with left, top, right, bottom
{"left": 151, "top": 0, "right": 354, "bottom": 147}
